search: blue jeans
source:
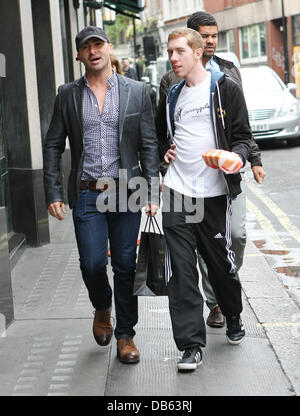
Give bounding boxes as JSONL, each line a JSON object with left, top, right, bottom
{"left": 72, "top": 188, "right": 141, "bottom": 339}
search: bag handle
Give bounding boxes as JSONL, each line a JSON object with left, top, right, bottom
{"left": 143, "top": 215, "right": 163, "bottom": 236}
{"left": 143, "top": 216, "right": 150, "bottom": 232}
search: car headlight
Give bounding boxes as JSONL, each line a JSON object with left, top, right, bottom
{"left": 279, "top": 100, "right": 298, "bottom": 116}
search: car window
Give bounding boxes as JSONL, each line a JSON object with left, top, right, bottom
{"left": 240, "top": 69, "right": 284, "bottom": 92}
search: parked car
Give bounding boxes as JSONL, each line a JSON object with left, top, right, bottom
{"left": 240, "top": 66, "right": 300, "bottom": 145}
{"left": 215, "top": 51, "right": 240, "bottom": 67}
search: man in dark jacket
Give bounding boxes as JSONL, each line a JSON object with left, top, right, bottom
{"left": 156, "top": 11, "right": 266, "bottom": 329}
{"left": 122, "top": 57, "right": 138, "bottom": 80}
{"left": 159, "top": 28, "right": 251, "bottom": 371}
{"left": 43, "top": 26, "right": 159, "bottom": 365}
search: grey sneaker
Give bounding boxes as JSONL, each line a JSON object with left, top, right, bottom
{"left": 177, "top": 346, "right": 202, "bottom": 371}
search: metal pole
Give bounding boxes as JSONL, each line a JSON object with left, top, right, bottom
{"left": 281, "top": 0, "right": 290, "bottom": 84}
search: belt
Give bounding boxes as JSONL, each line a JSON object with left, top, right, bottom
{"left": 80, "top": 180, "right": 109, "bottom": 192}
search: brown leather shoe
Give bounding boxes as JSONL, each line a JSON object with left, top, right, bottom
{"left": 206, "top": 306, "right": 225, "bottom": 328}
{"left": 93, "top": 309, "right": 113, "bottom": 346}
{"left": 117, "top": 337, "right": 140, "bottom": 364}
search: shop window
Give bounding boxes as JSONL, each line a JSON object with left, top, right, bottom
{"left": 239, "top": 23, "right": 267, "bottom": 64}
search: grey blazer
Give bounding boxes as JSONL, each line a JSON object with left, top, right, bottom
{"left": 43, "top": 74, "right": 160, "bottom": 208}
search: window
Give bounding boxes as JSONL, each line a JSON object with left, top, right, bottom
{"left": 241, "top": 68, "right": 285, "bottom": 94}
{"left": 186, "top": 0, "right": 203, "bottom": 15}
{"left": 292, "top": 14, "right": 300, "bottom": 45}
{"left": 217, "top": 30, "right": 235, "bottom": 53}
{"left": 218, "top": 32, "right": 227, "bottom": 52}
{"left": 239, "top": 23, "right": 267, "bottom": 63}
{"left": 228, "top": 30, "right": 235, "bottom": 53}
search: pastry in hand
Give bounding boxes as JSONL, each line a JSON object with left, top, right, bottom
{"left": 202, "top": 149, "right": 243, "bottom": 174}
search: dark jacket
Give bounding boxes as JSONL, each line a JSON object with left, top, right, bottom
{"left": 124, "top": 67, "right": 138, "bottom": 80}
{"left": 43, "top": 74, "right": 159, "bottom": 208}
{"left": 159, "top": 68, "right": 252, "bottom": 198}
{"left": 156, "top": 55, "right": 262, "bottom": 169}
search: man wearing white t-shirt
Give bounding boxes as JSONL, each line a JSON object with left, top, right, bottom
{"left": 160, "top": 28, "right": 251, "bottom": 371}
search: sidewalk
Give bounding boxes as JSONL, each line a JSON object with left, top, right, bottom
{"left": 0, "top": 209, "right": 299, "bottom": 396}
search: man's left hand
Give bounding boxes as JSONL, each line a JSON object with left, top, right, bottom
{"left": 252, "top": 165, "right": 266, "bottom": 184}
{"left": 145, "top": 204, "right": 159, "bottom": 217}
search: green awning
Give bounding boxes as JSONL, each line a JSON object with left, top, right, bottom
{"left": 104, "top": 1, "right": 144, "bottom": 15}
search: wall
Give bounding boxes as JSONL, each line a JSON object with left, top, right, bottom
{"left": 204, "top": 0, "right": 258, "bottom": 14}
{"left": 204, "top": 0, "right": 282, "bottom": 31}
{"left": 268, "top": 19, "right": 285, "bottom": 80}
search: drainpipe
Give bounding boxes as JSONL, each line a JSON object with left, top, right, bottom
{"left": 281, "top": 0, "right": 290, "bottom": 84}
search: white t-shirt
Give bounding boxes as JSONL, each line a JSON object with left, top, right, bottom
{"left": 164, "top": 72, "right": 227, "bottom": 198}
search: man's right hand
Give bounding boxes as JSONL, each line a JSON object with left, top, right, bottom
{"left": 164, "top": 143, "right": 177, "bottom": 164}
{"left": 48, "top": 201, "right": 66, "bottom": 221}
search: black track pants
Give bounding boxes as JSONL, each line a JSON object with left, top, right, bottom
{"left": 162, "top": 189, "right": 243, "bottom": 351}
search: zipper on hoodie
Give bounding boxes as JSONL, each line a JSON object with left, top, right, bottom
{"left": 211, "top": 88, "right": 230, "bottom": 195}
{"left": 211, "top": 91, "right": 219, "bottom": 149}
{"left": 166, "top": 101, "right": 173, "bottom": 141}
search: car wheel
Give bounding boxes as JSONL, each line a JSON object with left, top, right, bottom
{"left": 287, "top": 137, "right": 300, "bottom": 147}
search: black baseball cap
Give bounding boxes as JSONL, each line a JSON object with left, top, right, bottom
{"left": 75, "top": 26, "right": 110, "bottom": 51}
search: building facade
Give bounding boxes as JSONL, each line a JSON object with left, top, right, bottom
{"left": 0, "top": 0, "right": 111, "bottom": 333}
{"left": 204, "top": 0, "right": 300, "bottom": 94}
{"left": 144, "top": 0, "right": 300, "bottom": 95}
{"left": 157, "top": 0, "right": 204, "bottom": 55}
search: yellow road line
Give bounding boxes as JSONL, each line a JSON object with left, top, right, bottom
{"left": 246, "top": 180, "right": 300, "bottom": 244}
{"left": 246, "top": 197, "right": 288, "bottom": 249}
{"left": 257, "top": 322, "right": 300, "bottom": 327}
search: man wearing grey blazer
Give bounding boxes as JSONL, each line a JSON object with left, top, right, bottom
{"left": 43, "top": 26, "right": 159, "bottom": 364}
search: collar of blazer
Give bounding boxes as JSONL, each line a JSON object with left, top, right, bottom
{"left": 73, "top": 73, "right": 130, "bottom": 142}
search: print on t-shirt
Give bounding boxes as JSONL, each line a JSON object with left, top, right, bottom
{"left": 175, "top": 102, "right": 210, "bottom": 123}
{"left": 164, "top": 72, "right": 227, "bottom": 198}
